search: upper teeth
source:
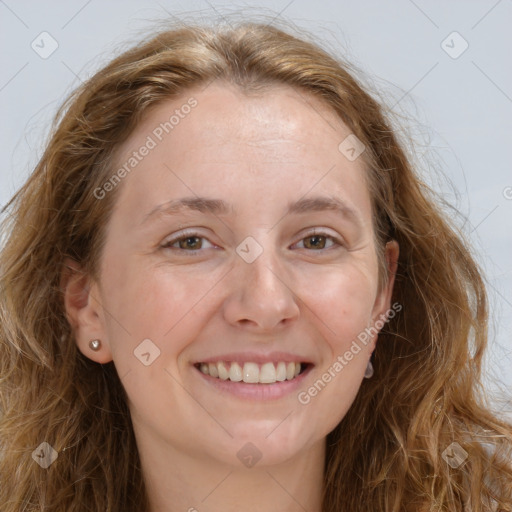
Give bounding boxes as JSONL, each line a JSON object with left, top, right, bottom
{"left": 198, "top": 361, "right": 302, "bottom": 384}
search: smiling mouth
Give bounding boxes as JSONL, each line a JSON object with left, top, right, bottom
{"left": 194, "top": 361, "right": 311, "bottom": 384}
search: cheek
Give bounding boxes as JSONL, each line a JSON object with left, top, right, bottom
{"left": 99, "top": 253, "right": 214, "bottom": 365}
{"left": 292, "top": 264, "right": 377, "bottom": 434}
{"left": 293, "top": 261, "right": 377, "bottom": 353}
{"left": 98, "top": 264, "right": 216, "bottom": 422}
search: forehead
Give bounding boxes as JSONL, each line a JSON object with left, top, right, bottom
{"left": 108, "top": 82, "right": 372, "bottom": 225}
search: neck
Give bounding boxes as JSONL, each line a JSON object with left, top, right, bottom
{"left": 138, "top": 433, "right": 325, "bottom": 512}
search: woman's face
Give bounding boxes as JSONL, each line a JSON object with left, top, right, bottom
{"left": 69, "top": 82, "right": 398, "bottom": 468}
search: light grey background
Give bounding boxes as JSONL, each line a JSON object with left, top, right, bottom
{"left": 1, "top": 0, "right": 510, "bottom": 417}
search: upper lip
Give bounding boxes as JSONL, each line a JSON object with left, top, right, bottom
{"left": 193, "top": 351, "right": 313, "bottom": 365}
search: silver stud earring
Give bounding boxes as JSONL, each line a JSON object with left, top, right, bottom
{"left": 364, "top": 360, "right": 374, "bottom": 379}
{"left": 89, "top": 339, "right": 101, "bottom": 351}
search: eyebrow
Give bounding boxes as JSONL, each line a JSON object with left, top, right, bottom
{"left": 141, "top": 195, "right": 362, "bottom": 227}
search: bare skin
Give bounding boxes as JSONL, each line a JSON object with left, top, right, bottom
{"left": 63, "top": 82, "right": 398, "bottom": 512}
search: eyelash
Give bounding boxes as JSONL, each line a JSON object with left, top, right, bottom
{"left": 160, "top": 229, "right": 344, "bottom": 255}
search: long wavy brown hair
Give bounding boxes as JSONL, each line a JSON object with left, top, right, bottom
{"left": 1, "top": 19, "right": 511, "bottom": 512}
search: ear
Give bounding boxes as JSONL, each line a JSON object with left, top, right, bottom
{"left": 369, "top": 240, "right": 400, "bottom": 348}
{"left": 61, "top": 257, "right": 113, "bottom": 364}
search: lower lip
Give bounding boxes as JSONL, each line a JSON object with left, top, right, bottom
{"left": 193, "top": 364, "right": 314, "bottom": 401}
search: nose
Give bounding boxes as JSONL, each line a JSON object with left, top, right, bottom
{"left": 222, "top": 246, "right": 300, "bottom": 333}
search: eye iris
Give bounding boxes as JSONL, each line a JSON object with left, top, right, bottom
{"left": 304, "top": 235, "right": 326, "bottom": 249}
{"left": 179, "top": 236, "right": 202, "bottom": 250}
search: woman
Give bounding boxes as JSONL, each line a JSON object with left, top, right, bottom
{"left": 0, "top": 20, "right": 510, "bottom": 512}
